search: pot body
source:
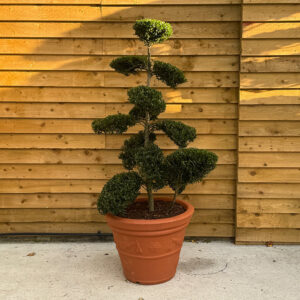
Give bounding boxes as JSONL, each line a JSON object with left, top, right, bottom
{"left": 106, "top": 197, "right": 194, "bottom": 285}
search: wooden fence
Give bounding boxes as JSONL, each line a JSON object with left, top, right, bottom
{"left": 0, "top": 0, "right": 299, "bottom": 244}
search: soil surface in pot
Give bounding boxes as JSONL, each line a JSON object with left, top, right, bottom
{"left": 122, "top": 200, "right": 186, "bottom": 220}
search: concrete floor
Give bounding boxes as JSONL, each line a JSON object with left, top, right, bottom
{"left": 0, "top": 240, "right": 299, "bottom": 300}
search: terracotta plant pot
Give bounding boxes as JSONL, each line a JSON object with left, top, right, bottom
{"left": 106, "top": 197, "right": 194, "bottom": 285}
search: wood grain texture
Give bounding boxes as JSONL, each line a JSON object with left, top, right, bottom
{"left": 240, "top": 89, "right": 300, "bottom": 105}
{"left": 243, "top": 5, "right": 300, "bottom": 22}
{"left": 242, "top": 39, "right": 300, "bottom": 56}
{"left": 0, "top": 22, "right": 240, "bottom": 38}
{"left": 237, "top": 213, "right": 300, "bottom": 229}
{"left": 0, "top": 149, "right": 236, "bottom": 165}
{"left": 242, "top": 22, "right": 300, "bottom": 39}
{"left": 237, "top": 198, "right": 300, "bottom": 214}
{"left": 0, "top": 103, "right": 237, "bottom": 119}
{"left": 0, "top": 119, "right": 237, "bottom": 134}
{"left": 0, "top": 71, "right": 239, "bottom": 88}
{"left": 239, "top": 121, "right": 300, "bottom": 136}
{"left": 0, "top": 55, "right": 239, "bottom": 71}
{"left": 0, "top": 5, "right": 241, "bottom": 22}
{"left": 0, "top": 87, "right": 238, "bottom": 104}
{"left": 239, "top": 153, "right": 300, "bottom": 168}
{"left": 0, "top": 194, "right": 235, "bottom": 209}
{"left": 235, "top": 228, "right": 300, "bottom": 243}
{"left": 0, "top": 179, "right": 236, "bottom": 194}
{"left": 0, "top": 39, "right": 241, "bottom": 56}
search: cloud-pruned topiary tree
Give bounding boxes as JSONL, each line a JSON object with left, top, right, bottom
{"left": 92, "top": 19, "right": 218, "bottom": 215}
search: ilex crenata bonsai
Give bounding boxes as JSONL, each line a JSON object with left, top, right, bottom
{"left": 92, "top": 19, "right": 218, "bottom": 216}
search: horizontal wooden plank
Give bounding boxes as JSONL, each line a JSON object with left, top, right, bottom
{"left": 0, "top": 5, "right": 241, "bottom": 22}
{"left": 0, "top": 222, "right": 111, "bottom": 234}
{"left": 0, "top": 87, "right": 238, "bottom": 104}
{"left": 241, "top": 56, "right": 300, "bottom": 73}
{"left": 237, "top": 199, "right": 300, "bottom": 214}
{"left": 239, "top": 152, "right": 300, "bottom": 168}
{"left": 0, "top": 134, "right": 236, "bottom": 149}
{"left": 0, "top": 103, "right": 237, "bottom": 119}
{"left": 244, "top": 0, "right": 300, "bottom": 3}
{"left": 0, "top": 55, "right": 239, "bottom": 72}
{"left": 0, "top": 164, "right": 236, "bottom": 180}
{"left": 238, "top": 183, "right": 300, "bottom": 198}
{"left": 0, "top": 222, "right": 234, "bottom": 237}
{"left": 0, "top": 208, "right": 234, "bottom": 224}
{"left": 240, "top": 73, "right": 300, "bottom": 89}
{"left": 240, "top": 89, "right": 300, "bottom": 105}
{"left": 0, "top": 22, "right": 240, "bottom": 38}
{"left": 0, "top": 179, "right": 235, "bottom": 194}
{"left": 242, "top": 39, "right": 300, "bottom": 56}
{"left": 239, "top": 168, "right": 300, "bottom": 183}
{"left": 240, "top": 106, "right": 300, "bottom": 121}
{"left": 0, "top": 39, "right": 241, "bottom": 56}
{"left": 0, "top": 71, "right": 239, "bottom": 88}
{"left": 239, "top": 121, "right": 300, "bottom": 136}
{"left": 237, "top": 213, "right": 300, "bottom": 229}
{"left": 0, "top": 119, "right": 237, "bottom": 134}
{"left": 239, "top": 137, "right": 300, "bottom": 152}
{"left": 236, "top": 228, "right": 300, "bottom": 243}
{"left": 243, "top": 5, "right": 300, "bottom": 22}
{"left": 0, "top": 149, "right": 236, "bottom": 165}
{"left": 0, "top": 0, "right": 242, "bottom": 4}
{"left": 107, "top": 134, "right": 237, "bottom": 150}
{"left": 243, "top": 22, "right": 300, "bottom": 39}
{"left": 0, "top": 194, "right": 235, "bottom": 209}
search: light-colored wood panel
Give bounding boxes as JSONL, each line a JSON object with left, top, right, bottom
{"left": 242, "top": 39, "right": 300, "bottom": 56}
{"left": 238, "top": 183, "right": 300, "bottom": 198}
{"left": 0, "top": 179, "right": 235, "bottom": 194}
{"left": 0, "top": 149, "right": 236, "bottom": 165}
{"left": 0, "top": 87, "right": 238, "bottom": 104}
{"left": 0, "top": 103, "right": 237, "bottom": 119}
{"left": 0, "top": 222, "right": 111, "bottom": 234}
{"left": 239, "top": 121, "right": 300, "bottom": 136}
{"left": 0, "top": 55, "right": 239, "bottom": 72}
{"left": 240, "top": 90, "right": 300, "bottom": 105}
{"left": 0, "top": 119, "right": 237, "bottom": 134}
{"left": 0, "top": 134, "right": 106, "bottom": 149}
{"left": 0, "top": 0, "right": 242, "bottom": 5}
{"left": 0, "top": 39, "right": 241, "bottom": 56}
{"left": 237, "top": 199, "right": 300, "bottom": 214}
{"left": 0, "top": 5, "right": 241, "bottom": 22}
{"left": 0, "top": 222, "right": 234, "bottom": 237}
{"left": 237, "top": 213, "right": 300, "bottom": 229}
{"left": 239, "top": 137, "right": 300, "bottom": 152}
{"left": 0, "top": 164, "right": 236, "bottom": 180}
{"left": 0, "top": 194, "right": 235, "bottom": 209}
{"left": 0, "top": 22, "right": 240, "bottom": 38}
{"left": 243, "top": 5, "right": 300, "bottom": 21}
{"left": 186, "top": 223, "right": 234, "bottom": 237}
{"left": 239, "top": 152, "right": 300, "bottom": 168}
{"left": 242, "top": 22, "right": 300, "bottom": 39}
{"left": 0, "top": 134, "right": 236, "bottom": 150}
{"left": 240, "top": 73, "right": 300, "bottom": 89}
{"left": 240, "top": 106, "right": 300, "bottom": 121}
{"left": 236, "top": 228, "right": 300, "bottom": 243}
{"left": 241, "top": 56, "right": 300, "bottom": 73}
{"left": 0, "top": 208, "right": 234, "bottom": 224}
{"left": 0, "top": 71, "right": 239, "bottom": 88}
{"left": 244, "top": 0, "right": 300, "bottom": 3}
{"left": 107, "top": 134, "right": 237, "bottom": 150}
{"left": 239, "top": 168, "right": 300, "bottom": 183}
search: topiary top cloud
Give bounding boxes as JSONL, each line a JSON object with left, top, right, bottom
{"left": 133, "top": 19, "right": 173, "bottom": 46}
